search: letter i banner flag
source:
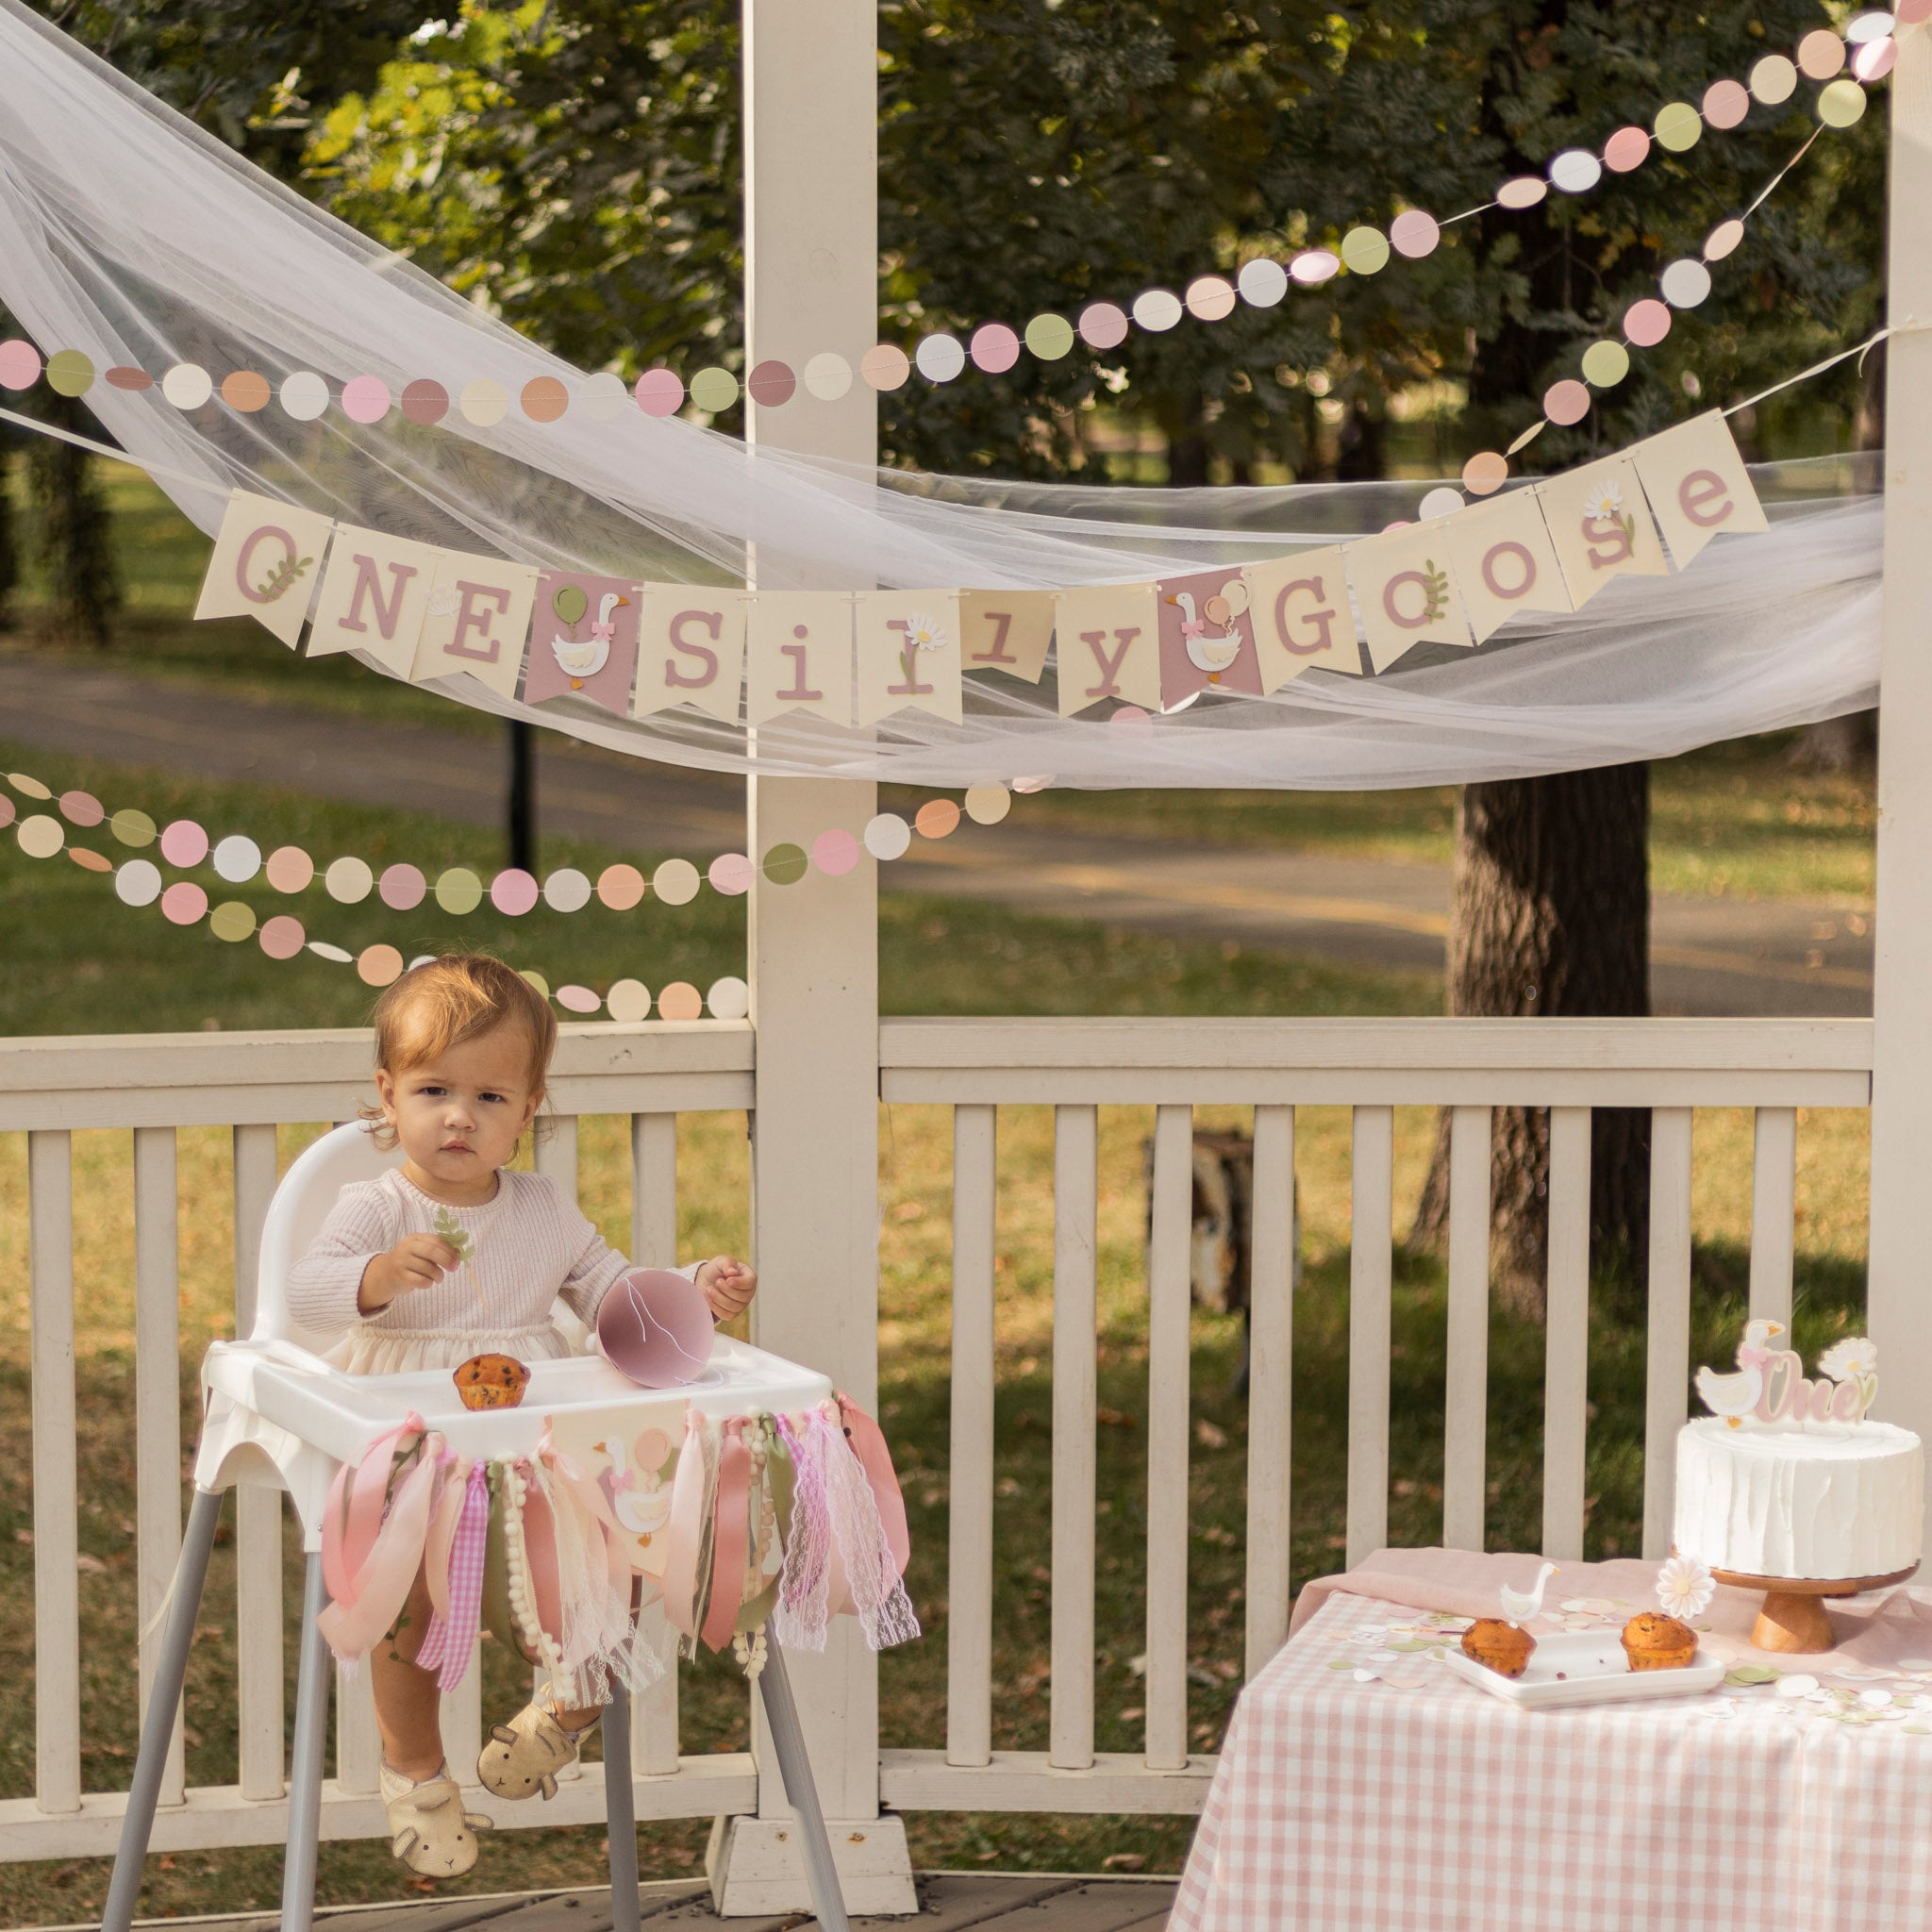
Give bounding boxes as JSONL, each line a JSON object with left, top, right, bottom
{"left": 408, "top": 551, "right": 541, "bottom": 699}
{"left": 193, "top": 489, "right": 338, "bottom": 647}
{"left": 744, "top": 591, "right": 855, "bottom": 724}
{"left": 1052, "top": 583, "right": 1161, "bottom": 716}
{"left": 308, "top": 525, "right": 441, "bottom": 672}
{"left": 1630, "top": 410, "right": 1769, "bottom": 568}
{"left": 855, "top": 591, "right": 964, "bottom": 724}
{"left": 1242, "top": 548, "right": 1363, "bottom": 685}
{"left": 632, "top": 587, "right": 748, "bottom": 722}
{"left": 522, "top": 570, "right": 641, "bottom": 716}
{"left": 1156, "top": 566, "right": 1264, "bottom": 706}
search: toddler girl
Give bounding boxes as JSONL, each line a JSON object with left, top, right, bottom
{"left": 289, "top": 953, "right": 756, "bottom": 1878}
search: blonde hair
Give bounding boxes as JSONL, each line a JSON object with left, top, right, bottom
{"left": 361, "top": 954, "right": 557, "bottom": 1150}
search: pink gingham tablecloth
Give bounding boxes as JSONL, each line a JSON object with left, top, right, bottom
{"left": 1170, "top": 1558, "right": 1932, "bottom": 1932}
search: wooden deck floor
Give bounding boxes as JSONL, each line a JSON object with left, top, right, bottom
{"left": 92, "top": 1874, "right": 1176, "bottom": 1932}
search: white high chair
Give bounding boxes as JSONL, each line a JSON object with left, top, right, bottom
{"left": 101, "top": 1124, "right": 854, "bottom": 1932}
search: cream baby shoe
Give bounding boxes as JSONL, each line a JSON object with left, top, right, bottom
{"left": 477, "top": 1700, "right": 600, "bottom": 1802}
{"left": 380, "top": 1761, "right": 491, "bottom": 1878}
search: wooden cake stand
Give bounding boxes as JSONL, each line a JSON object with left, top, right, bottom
{"left": 1710, "top": 1562, "right": 1920, "bottom": 1654}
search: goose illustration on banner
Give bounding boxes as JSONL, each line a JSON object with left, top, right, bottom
{"left": 523, "top": 570, "right": 641, "bottom": 716}
{"left": 1157, "top": 567, "right": 1263, "bottom": 705}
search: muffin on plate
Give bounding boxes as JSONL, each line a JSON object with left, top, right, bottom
{"left": 1460, "top": 1618, "right": 1536, "bottom": 1678}
{"left": 1621, "top": 1611, "right": 1697, "bottom": 1671}
{"left": 453, "top": 1353, "right": 531, "bottom": 1410}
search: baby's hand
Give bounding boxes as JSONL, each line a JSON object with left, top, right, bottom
{"left": 358, "top": 1233, "right": 460, "bottom": 1314}
{"left": 696, "top": 1256, "right": 758, "bottom": 1324}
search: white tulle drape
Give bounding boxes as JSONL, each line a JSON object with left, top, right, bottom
{"left": 0, "top": 0, "right": 1883, "bottom": 790}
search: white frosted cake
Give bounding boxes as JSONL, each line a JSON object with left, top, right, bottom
{"left": 1674, "top": 1415, "right": 1924, "bottom": 1581}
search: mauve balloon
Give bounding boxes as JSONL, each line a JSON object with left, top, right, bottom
{"left": 596, "top": 1268, "right": 715, "bottom": 1387}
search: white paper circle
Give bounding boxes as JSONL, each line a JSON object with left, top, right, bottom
{"left": 1237, "top": 258, "right": 1288, "bottom": 308}
{"left": 115, "top": 858, "right": 163, "bottom": 907}
{"left": 542, "top": 867, "right": 592, "bottom": 912}
{"left": 1548, "top": 149, "right": 1603, "bottom": 194}
{"left": 707, "top": 975, "right": 751, "bottom": 1022}
{"left": 1418, "top": 487, "right": 1465, "bottom": 521}
{"left": 804, "top": 352, "right": 853, "bottom": 401}
{"left": 577, "top": 371, "right": 628, "bottom": 421}
{"left": 964, "top": 784, "right": 1012, "bottom": 825}
{"left": 308, "top": 941, "right": 354, "bottom": 964}
{"left": 1847, "top": 12, "right": 1894, "bottom": 42}
{"left": 212, "top": 834, "right": 262, "bottom": 883}
{"left": 1131, "top": 289, "right": 1185, "bottom": 333}
{"left": 863, "top": 812, "right": 912, "bottom": 860}
{"left": 458, "top": 378, "right": 508, "bottom": 426}
{"left": 325, "top": 855, "right": 374, "bottom": 904}
{"left": 1750, "top": 53, "right": 1798, "bottom": 104}
{"left": 408, "top": 954, "right": 438, "bottom": 973}
{"left": 1776, "top": 1674, "right": 1820, "bottom": 1699}
{"left": 17, "top": 812, "right": 63, "bottom": 858}
{"left": 607, "top": 977, "right": 652, "bottom": 1024}
{"left": 160, "top": 363, "right": 213, "bottom": 409}
{"left": 914, "top": 334, "right": 966, "bottom": 383}
{"left": 279, "top": 371, "right": 330, "bottom": 421}
{"left": 1660, "top": 258, "right": 1713, "bottom": 308}
{"left": 653, "top": 858, "right": 700, "bottom": 906}
{"left": 1291, "top": 250, "right": 1341, "bottom": 286}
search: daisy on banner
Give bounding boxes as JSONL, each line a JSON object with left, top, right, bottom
{"left": 1539, "top": 455, "right": 1671, "bottom": 608}
{"left": 1156, "top": 566, "right": 1263, "bottom": 706}
{"left": 523, "top": 571, "right": 641, "bottom": 716}
{"left": 855, "top": 591, "right": 963, "bottom": 724}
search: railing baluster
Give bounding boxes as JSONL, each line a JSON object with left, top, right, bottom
{"left": 134, "top": 1126, "right": 186, "bottom": 1807}
{"left": 1345, "top": 1107, "right": 1393, "bottom": 1569}
{"left": 1543, "top": 1108, "right": 1592, "bottom": 1560}
{"left": 1749, "top": 1106, "right": 1798, "bottom": 1328}
{"left": 630, "top": 1111, "right": 680, "bottom": 1774}
{"left": 536, "top": 1113, "right": 580, "bottom": 1202}
{"left": 1442, "top": 1106, "right": 1492, "bottom": 1553}
{"left": 336, "top": 1661, "right": 379, "bottom": 1793}
{"left": 1244, "top": 1106, "right": 1294, "bottom": 1679}
{"left": 441, "top": 1670, "right": 484, "bottom": 1792}
{"left": 946, "top": 1104, "right": 997, "bottom": 1768}
{"left": 1144, "top": 1106, "right": 1193, "bottom": 1771}
{"left": 231, "top": 1122, "right": 285, "bottom": 1802}
{"left": 29, "top": 1129, "right": 80, "bottom": 1815}
{"left": 1643, "top": 1108, "right": 1696, "bottom": 1560}
{"left": 1051, "top": 1104, "right": 1098, "bottom": 1772}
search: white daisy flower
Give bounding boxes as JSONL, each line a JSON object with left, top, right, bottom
{"left": 1581, "top": 481, "right": 1624, "bottom": 521}
{"left": 427, "top": 584, "right": 462, "bottom": 618}
{"left": 905, "top": 611, "right": 950, "bottom": 653}
{"left": 1656, "top": 1554, "right": 1716, "bottom": 1619}
{"left": 1817, "top": 1336, "right": 1878, "bottom": 1382}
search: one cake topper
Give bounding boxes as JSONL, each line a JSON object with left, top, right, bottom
{"left": 1694, "top": 1320, "right": 1878, "bottom": 1428}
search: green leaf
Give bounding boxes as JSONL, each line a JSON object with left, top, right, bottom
{"left": 1725, "top": 1663, "right": 1780, "bottom": 1687}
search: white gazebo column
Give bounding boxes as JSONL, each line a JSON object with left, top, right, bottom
{"left": 1868, "top": 25, "right": 1932, "bottom": 1553}
{"left": 707, "top": 0, "right": 915, "bottom": 1915}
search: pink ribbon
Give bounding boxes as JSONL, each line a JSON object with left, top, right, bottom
{"left": 701, "top": 1420, "right": 752, "bottom": 1653}
{"left": 541, "top": 1432, "right": 633, "bottom": 1599}
{"left": 659, "top": 1409, "right": 710, "bottom": 1641}
{"left": 317, "top": 1422, "right": 443, "bottom": 1665}
{"left": 421, "top": 1451, "right": 469, "bottom": 1624}
{"left": 321, "top": 1412, "right": 424, "bottom": 1608}
{"left": 415, "top": 1459, "right": 489, "bottom": 1690}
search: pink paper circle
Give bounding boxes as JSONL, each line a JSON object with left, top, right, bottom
{"left": 657, "top": 981, "right": 703, "bottom": 1022}
{"left": 379, "top": 862, "right": 426, "bottom": 910}
{"left": 1463, "top": 451, "right": 1509, "bottom": 496}
{"left": 708, "top": 852, "right": 754, "bottom": 896}
{"left": 0, "top": 341, "right": 42, "bottom": 391}
{"left": 58, "top": 790, "right": 104, "bottom": 827}
{"left": 1602, "top": 125, "right": 1651, "bottom": 173}
{"left": 341, "top": 375, "right": 391, "bottom": 424}
{"left": 859, "top": 343, "right": 911, "bottom": 391}
{"left": 1390, "top": 210, "right": 1441, "bottom": 259}
{"left": 258, "top": 914, "right": 306, "bottom": 960}
{"left": 158, "top": 819, "right": 208, "bottom": 869}
{"left": 1624, "top": 298, "right": 1673, "bottom": 348}
{"left": 1109, "top": 705, "right": 1155, "bottom": 737}
{"left": 1899, "top": 0, "right": 1931, "bottom": 25}
{"left": 556, "top": 984, "right": 602, "bottom": 1015}
{"left": 812, "top": 827, "right": 860, "bottom": 876}
{"left": 971, "top": 323, "right": 1021, "bottom": 374}
{"left": 1855, "top": 38, "right": 1896, "bottom": 82}
{"left": 265, "top": 845, "right": 314, "bottom": 892}
{"left": 1702, "top": 78, "right": 1751, "bottom": 128}
{"left": 1289, "top": 250, "right": 1341, "bottom": 286}
{"left": 747, "top": 358, "right": 797, "bottom": 407}
{"left": 634, "top": 368, "right": 686, "bottom": 416}
{"left": 1543, "top": 379, "right": 1591, "bottom": 426}
{"left": 358, "top": 943, "right": 405, "bottom": 988}
{"left": 490, "top": 867, "right": 540, "bottom": 916}
{"left": 401, "top": 379, "right": 450, "bottom": 425}
{"left": 0, "top": 798, "right": 13, "bottom": 830}
{"left": 1797, "top": 28, "right": 1845, "bottom": 79}
{"left": 160, "top": 881, "right": 208, "bottom": 925}
{"left": 1078, "top": 302, "right": 1130, "bottom": 351}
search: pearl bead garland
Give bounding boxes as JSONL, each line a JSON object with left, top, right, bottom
{"left": 500, "top": 1459, "right": 564, "bottom": 1680}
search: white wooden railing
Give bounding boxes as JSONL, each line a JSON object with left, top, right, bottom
{"left": 0, "top": 1014, "right": 1875, "bottom": 1853}
{"left": 875, "top": 1015, "right": 1874, "bottom": 1818}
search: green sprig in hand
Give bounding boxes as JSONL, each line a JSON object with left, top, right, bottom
{"left": 430, "top": 1205, "right": 489, "bottom": 1311}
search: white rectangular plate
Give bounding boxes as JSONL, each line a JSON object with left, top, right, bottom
{"left": 1441, "top": 1630, "right": 1726, "bottom": 1709}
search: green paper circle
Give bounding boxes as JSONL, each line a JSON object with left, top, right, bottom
{"left": 435, "top": 866, "right": 483, "bottom": 915}
{"left": 762, "top": 841, "right": 808, "bottom": 885}
{"left": 45, "top": 350, "right": 95, "bottom": 397}
{"left": 1580, "top": 340, "right": 1631, "bottom": 388}
{"left": 1341, "top": 226, "right": 1391, "bottom": 275}
{"left": 209, "top": 901, "right": 258, "bottom": 942}
{"left": 111, "top": 808, "right": 157, "bottom": 847}
{"left": 1653, "top": 101, "right": 1703, "bottom": 152}
{"left": 519, "top": 969, "right": 550, "bottom": 999}
{"left": 1819, "top": 78, "right": 1867, "bottom": 127}
{"left": 689, "top": 366, "right": 740, "bottom": 413}
{"left": 1024, "top": 313, "right": 1075, "bottom": 361}
{"left": 552, "top": 584, "right": 588, "bottom": 625}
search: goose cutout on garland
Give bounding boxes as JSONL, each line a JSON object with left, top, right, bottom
{"left": 525, "top": 569, "right": 641, "bottom": 715}
{"left": 1155, "top": 565, "right": 1265, "bottom": 705}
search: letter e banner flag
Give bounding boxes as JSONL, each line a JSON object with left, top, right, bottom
{"left": 409, "top": 552, "right": 541, "bottom": 699}
{"left": 1630, "top": 411, "right": 1769, "bottom": 569}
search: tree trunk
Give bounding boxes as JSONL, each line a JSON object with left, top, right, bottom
{"left": 507, "top": 720, "right": 539, "bottom": 874}
{"left": 1408, "top": 766, "right": 1652, "bottom": 1317}
{"left": 25, "top": 391, "right": 121, "bottom": 647}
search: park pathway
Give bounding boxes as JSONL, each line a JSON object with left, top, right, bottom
{"left": 0, "top": 654, "right": 1873, "bottom": 1019}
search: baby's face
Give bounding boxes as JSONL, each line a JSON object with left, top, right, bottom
{"left": 376, "top": 1022, "right": 541, "bottom": 1200}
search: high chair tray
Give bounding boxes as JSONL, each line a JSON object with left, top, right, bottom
{"left": 202, "top": 1333, "right": 834, "bottom": 1465}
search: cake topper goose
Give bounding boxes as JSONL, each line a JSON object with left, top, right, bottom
{"left": 1694, "top": 1323, "right": 1880, "bottom": 1427}
{"left": 1694, "top": 1317, "right": 1786, "bottom": 1425}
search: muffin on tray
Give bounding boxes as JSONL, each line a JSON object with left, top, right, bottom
{"left": 1460, "top": 1618, "right": 1536, "bottom": 1678}
{"left": 453, "top": 1353, "right": 531, "bottom": 1410}
{"left": 1621, "top": 1611, "right": 1697, "bottom": 1671}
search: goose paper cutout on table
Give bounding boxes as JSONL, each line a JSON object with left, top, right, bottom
{"left": 1052, "top": 583, "right": 1161, "bottom": 715}
{"left": 1540, "top": 456, "right": 1671, "bottom": 608}
{"left": 1439, "top": 491, "right": 1575, "bottom": 643}
{"left": 194, "top": 489, "right": 338, "bottom": 648}
{"left": 959, "top": 591, "right": 1055, "bottom": 683}
{"left": 1156, "top": 566, "right": 1264, "bottom": 706}
{"left": 408, "top": 552, "right": 541, "bottom": 699}
{"left": 307, "top": 525, "right": 441, "bottom": 673}
{"left": 632, "top": 587, "right": 748, "bottom": 722}
{"left": 1631, "top": 411, "right": 1770, "bottom": 568}
{"left": 745, "top": 591, "right": 855, "bottom": 724}
{"left": 1241, "top": 548, "right": 1365, "bottom": 684}
{"left": 855, "top": 591, "right": 964, "bottom": 724}
{"left": 523, "top": 570, "right": 641, "bottom": 716}
{"left": 1348, "top": 522, "right": 1474, "bottom": 671}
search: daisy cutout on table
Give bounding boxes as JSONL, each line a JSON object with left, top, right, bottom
{"left": 1656, "top": 1555, "right": 1716, "bottom": 1620}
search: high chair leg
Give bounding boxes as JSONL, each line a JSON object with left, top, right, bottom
{"left": 757, "top": 1638, "right": 850, "bottom": 1932}
{"left": 101, "top": 1488, "right": 224, "bottom": 1932}
{"left": 603, "top": 1683, "right": 640, "bottom": 1932}
{"left": 279, "top": 1553, "right": 330, "bottom": 1932}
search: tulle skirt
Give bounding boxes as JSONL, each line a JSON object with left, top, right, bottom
{"left": 326, "top": 1320, "right": 577, "bottom": 1377}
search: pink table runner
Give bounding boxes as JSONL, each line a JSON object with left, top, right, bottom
{"left": 1170, "top": 1549, "right": 1932, "bottom": 1932}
